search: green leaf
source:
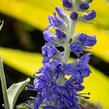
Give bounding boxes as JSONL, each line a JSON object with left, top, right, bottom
{"left": 7, "top": 78, "right": 30, "bottom": 109}
{"left": 0, "top": 58, "right": 10, "bottom": 109}
{"left": 0, "top": 47, "right": 109, "bottom": 109}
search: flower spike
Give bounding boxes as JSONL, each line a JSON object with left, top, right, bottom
{"left": 28, "top": 0, "right": 97, "bottom": 109}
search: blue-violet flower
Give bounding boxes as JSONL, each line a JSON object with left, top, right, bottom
{"left": 27, "top": 0, "right": 97, "bottom": 109}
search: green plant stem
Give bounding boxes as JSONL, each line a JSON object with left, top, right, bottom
{"left": 57, "top": 0, "right": 78, "bottom": 85}
{"left": 57, "top": 20, "right": 77, "bottom": 86}
{"left": 63, "top": 20, "right": 77, "bottom": 64}
{"left": 62, "top": 44, "right": 71, "bottom": 64}
{"left": 0, "top": 59, "right": 10, "bottom": 109}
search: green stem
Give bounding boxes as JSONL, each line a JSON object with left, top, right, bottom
{"left": 57, "top": 0, "right": 79, "bottom": 85}
{"left": 62, "top": 44, "right": 71, "bottom": 64}
{"left": 0, "top": 59, "right": 10, "bottom": 109}
{"left": 69, "top": 20, "right": 77, "bottom": 39}
{"left": 63, "top": 0, "right": 80, "bottom": 64}
{"left": 63, "top": 20, "right": 77, "bottom": 64}
{"left": 57, "top": 20, "right": 77, "bottom": 86}
{"left": 74, "top": 0, "right": 80, "bottom": 11}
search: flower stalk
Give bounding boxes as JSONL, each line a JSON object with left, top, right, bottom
{"left": 63, "top": 20, "right": 77, "bottom": 64}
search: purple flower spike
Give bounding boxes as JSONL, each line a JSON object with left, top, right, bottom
{"left": 55, "top": 28, "right": 66, "bottom": 38}
{"left": 79, "top": 3, "right": 89, "bottom": 10}
{"left": 55, "top": 6, "right": 67, "bottom": 19}
{"left": 62, "top": 0, "right": 72, "bottom": 9}
{"left": 83, "top": 10, "right": 96, "bottom": 20}
{"left": 70, "top": 12, "right": 78, "bottom": 20}
{"left": 30, "top": 0, "right": 97, "bottom": 108}
{"left": 70, "top": 42, "right": 83, "bottom": 57}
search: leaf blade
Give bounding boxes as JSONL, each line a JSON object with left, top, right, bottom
{"left": 7, "top": 78, "right": 30, "bottom": 109}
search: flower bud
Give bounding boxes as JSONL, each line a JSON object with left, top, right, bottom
{"left": 55, "top": 6, "right": 67, "bottom": 19}
{"left": 83, "top": 10, "right": 96, "bottom": 20}
{"left": 79, "top": 3, "right": 89, "bottom": 10}
{"left": 78, "top": 34, "right": 97, "bottom": 46}
{"left": 43, "top": 31, "right": 56, "bottom": 42}
{"left": 70, "top": 12, "right": 78, "bottom": 20}
{"left": 62, "top": 0, "right": 72, "bottom": 9}
{"left": 55, "top": 28, "right": 66, "bottom": 38}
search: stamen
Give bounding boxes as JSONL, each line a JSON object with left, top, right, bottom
{"left": 79, "top": 95, "right": 90, "bottom": 99}
{"left": 25, "top": 87, "right": 37, "bottom": 91}
{"left": 39, "top": 85, "right": 49, "bottom": 91}
{"left": 79, "top": 92, "right": 90, "bottom": 95}
{"left": 33, "top": 74, "right": 36, "bottom": 78}
{"left": 34, "top": 76, "right": 53, "bottom": 84}
{"left": 33, "top": 74, "right": 47, "bottom": 82}
{"left": 26, "top": 84, "right": 34, "bottom": 88}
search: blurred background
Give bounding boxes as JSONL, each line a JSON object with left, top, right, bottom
{"left": 0, "top": 0, "right": 109, "bottom": 109}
